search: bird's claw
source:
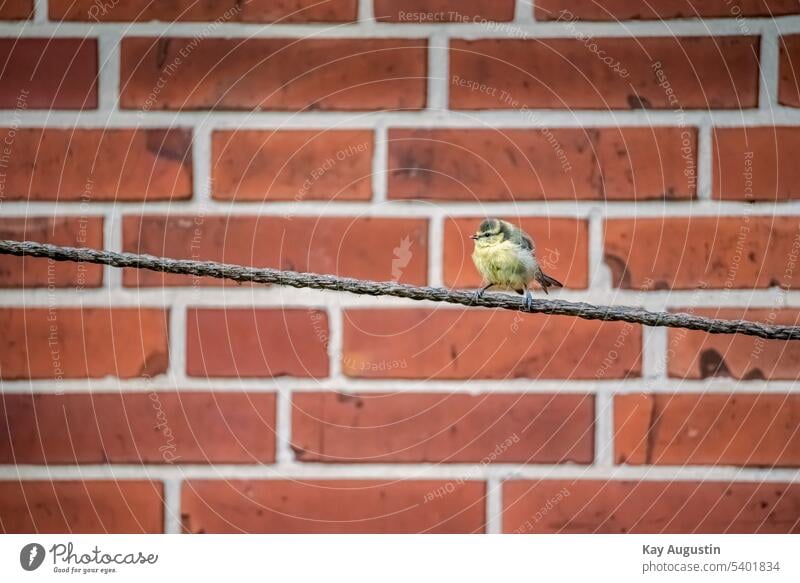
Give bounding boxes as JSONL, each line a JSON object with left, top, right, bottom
{"left": 523, "top": 289, "right": 534, "bottom": 311}
{"left": 471, "top": 289, "right": 485, "bottom": 304}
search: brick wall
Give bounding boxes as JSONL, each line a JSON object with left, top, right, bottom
{"left": 1, "top": 0, "right": 800, "bottom": 534}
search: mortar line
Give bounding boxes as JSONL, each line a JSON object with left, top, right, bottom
{"left": 594, "top": 392, "right": 615, "bottom": 467}
{"left": 96, "top": 31, "right": 121, "bottom": 113}
{"left": 427, "top": 213, "right": 445, "bottom": 287}
{"left": 168, "top": 300, "right": 188, "bottom": 386}
{"left": 163, "top": 478, "right": 183, "bottom": 534}
{"left": 104, "top": 209, "right": 123, "bottom": 290}
{"left": 6, "top": 109, "right": 800, "bottom": 127}
{"left": 427, "top": 32, "right": 449, "bottom": 111}
{"left": 643, "top": 322, "right": 669, "bottom": 379}
{"left": 96, "top": 29, "right": 123, "bottom": 293}
{"left": 327, "top": 303, "right": 344, "bottom": 380}
{"left": 696, "top": 122, "right": 713, "bottom": 200}
{"left": 587, "top": 207, "right": 610, "bottom": 290}
{"left": 6, "top": 18, "right": 800, "bottom": 37}
{"left": 192, "top": 121, "right": 214, "bottom": 201}
{"left": 485, "top": 476, "right": 503, "bottom": 533}
{"left": 760, "top": 28, "right": 781, "bottom": 112}
{"left": 6, "top": 378, "right": 800, "bottom": 394}
{"left": 275, "top": 384, "right": 295, "bottom": 464}
{"left": 371, "top": 123, "right": 388, "bottom": 202}
{"left": 32, "top": 0, "right": 47, "bottom": 23}
{"left": 2, "top": 464, "right": 797, "bottom": 482}
{"left": 2, "top": 287, "right": 798, "bottom": 308}
{"left": 515, "top": 0, "right": 534, "bottom": 23}
{"left": 357, "top": 0, "right": 373, "bottom": 23}
{"left": 10, "top": 200, "right": 800, "bottom": 217}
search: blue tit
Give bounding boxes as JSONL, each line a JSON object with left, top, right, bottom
{"left": 470, "top": 218, "right": 563, "bottom": 310}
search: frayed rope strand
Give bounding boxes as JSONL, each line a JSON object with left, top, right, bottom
{"left": 2, "top": 238, "right": 799, "bottom": 341}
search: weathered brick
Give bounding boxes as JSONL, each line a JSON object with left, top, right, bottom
{"left": 212, "top": 130, "right": 373, "bottom": 201}
{"left": 536, "top": 0, "right": 800, "bottom": 20}
{"left": 120, "top": 37, "right": 427, "bottom": 111}
{"left": 503, "top": 480, "right": 800, "bottom": 533}
{"left": 779, "top": 35, "right": 800, "bottom": 107}
{"left": 0, "top": 128, "right": 192, "bottom": 201}
{"left": 342, "top": 309, "right": 641, "bottom": 379}
{"left": 604, "top": 217, "right": 800, "bottom": 290}
{"left": 0, "top": 0, "right": 33, "bottom": 19}
{"left": 375, "top": 0, "right": 514, "bottom": 22}
{"left": 443, "top": 217, "right": 589, "bottom": 289}
{"left": 615, "top": 393, "right": 800, "bottom": 467}
{"left": 668, "top": 308, "right": 800, "bottom": 380}
{"left": 50, "top": 0, "right": 357, "bottom": 22}
{"left": 0, "top": 481, "right": 163, "bottom": 533}
{"left": 122, "top": 215, "right": 428, "bottom": 286}
{"left": 0, "top": 38, "right": 97, "bottom": 109}
{"left": 388, "top": 127, "right": 696, "bottom": 201}
{"left": 450, "top": 37, "right": 759, "bottom": 110}
{"left": 292, "top": 392, "right": 594, "bottom": 463}
{"left": 0, "top": 217, "right": 103, "bottom": 287}
{"left": 182, "top": 480, "right": 486, "bottom": 533}
{"left": 0, "top": 392, "right": 276, "bottom": 464}
{"left": 0, "top": 308, "right": 169, "bottom": 379}
{"left": 186, "top": 309, "right": 329, "bottom": 378}
{"left": 713, "top": 127, "right": 800, "bottom": 200}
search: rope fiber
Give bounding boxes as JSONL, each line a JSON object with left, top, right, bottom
{"left": 2, "top": 238, "right": 799, "bottom": 341}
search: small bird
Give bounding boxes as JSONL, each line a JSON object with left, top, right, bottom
{"left": 470, "top": 218, "right": 563, "bottom": 310}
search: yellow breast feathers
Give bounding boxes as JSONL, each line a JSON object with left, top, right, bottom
{"left": 472, "top": 240, "right": 536, "bottom": 290}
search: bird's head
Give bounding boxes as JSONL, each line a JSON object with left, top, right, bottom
{"left": 470, "top": 218, "right": 509, "bottom": 248}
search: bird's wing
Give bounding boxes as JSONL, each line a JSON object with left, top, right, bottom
{"left": 513, "top": 230, "right": 534, "bottom": 253}
{"left": 500, "top": 219, "right": 535, "bottom": 253}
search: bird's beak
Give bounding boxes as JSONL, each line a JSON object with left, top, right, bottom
{"left": 469, "top": 234, "right": 479, "bottom": 240}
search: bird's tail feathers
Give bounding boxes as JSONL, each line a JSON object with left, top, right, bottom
{"left": 535, "top": 271, "right": 563, "bottom": 294}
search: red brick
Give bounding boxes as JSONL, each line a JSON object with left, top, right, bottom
{"left": 450, "top": 37, "right": 759, "bottom": 110}
{"left": 50, "top": 0, "right": 356, "bottom": 22}
{"left": 668, "top": 308, "right": 800, "bottom": 380}
{"left": 0, "top": 0, "right": 33, "bottom": 19}
{"left": 536, "top": 0, "right": 800, "bottom": 20}
{"left": 182, "top": 480, "right": 485, "bottom": 533}
{"left": 604, "top": 217, "right": 800, "bottom": 290}
{"left": 0, "top": 38, "right": 97, "bottom": 109}
{"left": 187, "top": 309, "right": 329, "bottom": 378}
{"left": 292, "top": 392, "right": 594, "bottom": 463}
{"left": 0, "top": 481, "right": 163, "bottom": 533}
{"left": 713, "top": 127, "right": 800, "bottom": 201}
{"left": 375, "top": 0, "right": 514, "bottom": 22}
{"left": 503, "top": 480, "right": 800, "bottom": 533}
{"left": 0, "top": 392, "right": 276, "bottom": 464}
{"left": 615, "top": 393, "right": 800, "bottom": 467}
{"left": 0, "top": 217, "right": 103, "bottom": 287}
{"left": 444, "top": 217, "right": 589, "bottom": 289}
{"left": 122, "top": 215, "right": 428, "bottom": 287}
{"left": 0, "top": 308, "right": 169, "bottom": 379}
{"left": 0, "top": 128, "right": 192, "bottom": 201}
{"left": 342, "top": 309, "right": 641, "bottom": 379}
{"left": 212, "top": 130, "right": 373, "bottom": 201}
{"left": 779, "top": 35, "right": 800, "bottom": 107}
{"left": 120, "top": 37, "right": 426, "bottom": 111}
{"left": 388, "top": 127, "right": 696, "bottom": 201}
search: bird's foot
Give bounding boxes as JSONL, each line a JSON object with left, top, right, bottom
{"left": 522, "top": 289, "right": 534, "bottom": 311}
{"left": 471, "top": 288, "right": 485, "bottom": 304}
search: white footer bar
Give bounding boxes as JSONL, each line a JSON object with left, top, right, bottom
{"left": 0, "top": 534, "right": 796, "bottom": 582}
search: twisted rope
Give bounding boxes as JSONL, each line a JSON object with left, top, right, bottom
{"left": 1, "top": 238, "right": 798, "bottom": 340}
